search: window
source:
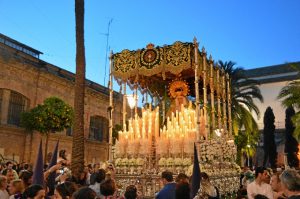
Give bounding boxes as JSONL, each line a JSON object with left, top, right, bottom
{"left": 7, "top": 91, "right": 27, "bottom": 126}
{"left": 0, "top": 89, "right": 3, "bottom": 122}
{"left": 66, "top": 127, "right": 73, "bottom": 136}
{"left": 89, "top": 116, "right": 109, "bottom": 142}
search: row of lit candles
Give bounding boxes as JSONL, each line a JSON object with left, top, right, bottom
{"left": 118, "top": 102, "right": 201, "bottom": 143}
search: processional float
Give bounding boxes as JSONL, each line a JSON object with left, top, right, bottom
{"left": 108, "top": 38, "right": 240, "bottom": 197}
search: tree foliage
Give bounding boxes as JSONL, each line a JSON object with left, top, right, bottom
{"left": 21, "top": 97, "right": 74, "bottom": 163}
{"left": 278, "top": 63, "right": 300, "bottom": 140}
{"left": 218, "top": 61, "right": 263, "bottom": 135}
{"left": 234, "top": 130, "right": 259, "bottom": 165}
{"left": 263, "top": 107, "right": 277, "bottom": 168}
{"left": 284, "top": 107, "right": 299, "bottom": 167}
{"left": 21, "top": 97, "right": 74, "bottom": 133}
{"left": 219, "top": 61, "right": 263, "bottom": 166}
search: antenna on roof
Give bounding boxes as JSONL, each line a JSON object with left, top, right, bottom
{"left": 102, "top": 18, "right": 113, "bottom": 86}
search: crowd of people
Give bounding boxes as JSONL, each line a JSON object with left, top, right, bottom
{"left": 238, "top": 166, "right": 300, "bottom": 199}
{"left": 0, "top": 152, "right": 299, "bottom": 199}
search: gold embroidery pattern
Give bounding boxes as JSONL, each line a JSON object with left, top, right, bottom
{"left": 164, "top": 42, "right": 191, "bottom": 72}
{"left": 140, "top": 47, "right": 161, "bottom": 69}
{"left": 113, "top": 49, "right": 136, "bottom": 73}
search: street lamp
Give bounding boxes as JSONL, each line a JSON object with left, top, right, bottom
{"left": 127, "top": 94, "right": 136, "bottom": 118}
{"left": 247, "top": 144, "right": 251, "bottom": 167}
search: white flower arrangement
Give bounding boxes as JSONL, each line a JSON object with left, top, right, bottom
{"left": 174, "top": 158, "right": 182, "bottom": 166}
{"left": 121, "top": 158, "right": 128, "bottom": 166}
{"left": 158, "top": 158, "right": 167, "bottom": 166}
{"left": 115, "top": 158, "right": 122, "bottom": 166}
{"left": 197, "top": 138, "right": 238, "bottom": 163}
{"left": 136, "top": 157, "right": 144, "bottom": 166}
{"left": 166, "top": 157, "right": 174, "bottom": 166}
{"left": 183, "top": 158, "right": 192, "bottom": 166}
{"left": 128, "top": 158, "right": 136, "bottom": 166}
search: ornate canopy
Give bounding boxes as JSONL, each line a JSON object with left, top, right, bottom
{"left": 112, "top": 40, "right": 228, "bottom": 98}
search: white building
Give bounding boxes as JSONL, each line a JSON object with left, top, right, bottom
{"left": 245, "top": 62, "right": 300, "bottom": 166}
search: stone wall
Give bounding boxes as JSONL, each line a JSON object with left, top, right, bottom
{"left": 0, "top": 42, "right": 122, "bottom": 164}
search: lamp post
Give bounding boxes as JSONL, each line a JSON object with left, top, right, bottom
{"left": 247, "top": 144, "right": 251, "bottom": 167}
{"left": 127, "top": 94, "right": 136, "bottom": 118}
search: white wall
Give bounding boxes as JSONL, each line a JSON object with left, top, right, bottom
{"left": 254, "top": 81, "right": 290, "bottom": 130}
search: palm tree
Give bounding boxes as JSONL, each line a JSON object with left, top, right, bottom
{"left": 218, "top": 61, "right": 263, "bottom": 133}
{"left": 277, "top": 64, "right": 300, "bottom": 140}
{"left": 218, "top": 61, "right": 263, "bottom": 165}
{"left": 71, "top": 0, "right": 86, "bottom": 180}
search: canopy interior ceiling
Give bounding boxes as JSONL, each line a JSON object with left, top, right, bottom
{"left": 112, "top": 41, "right": 227, "bottom": 98}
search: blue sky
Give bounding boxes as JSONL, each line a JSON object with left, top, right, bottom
{"left": 1, "top": 0, "right": 300, "bottom": 86}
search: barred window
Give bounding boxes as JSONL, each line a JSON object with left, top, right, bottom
{"left": 0, "top": 89, "right": 3, "bottom": 122}
{"left": 89, "top": 116, "right": 109, "bottom": 142}
{"left": 66, "top": 127, "right": 73, "bottom": 136}
{"left": 7, "top": 91, "right": 27, "bottom": 126}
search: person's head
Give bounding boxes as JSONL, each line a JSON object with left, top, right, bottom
{"left": 200, "top": 172, "right": 210, "bottom": 182}
{"left": 244, "top": 171, "right": 254, "bottom": 181}
{"left": 175, "top": 182, "right": 190, "bottom": 199}
{"left": 161, "top": 171, "right": 173, "bottom": 185}
{"left": 19, "top": 170, "right": 33, "bottom": 188}
{"left": 54, "top": 182, "right": 77, "bottom": 199}
{"left": 0, "top": 175, "right": 8, "bottom": 190}
{"left": 6, "top": 169, "right": 15, "bottom": 183}
{"left": 124, "top": 185, "right": 137, "bottom": 199}
{"left": 263, "top": 168, "right": 272, "bottom": 184}
{"left": 106, "top": 163, "right": 115, "bottom": 174}
{"left": 59, "top": 150, "right": 67, "bottom": 160}
{"left": 24, "top": 163, "right": 29, "bottom": 170}
{"left": 8, "top": 179, "right": 24, "bottom": 195}
{"left": 243, "top": 166, "right": 249, "bottom": 173}
{"left": 254, "top": 194, "right": 269, "bottom": 199}
{"left": 22, "top": 184, "right": 45, "bottom": 199}
{"left": 72, "top": 187, "right": 96, "bottom": 199}
{"left": 176, "top": 173, "right": 189, "bottom": 183}
{"left": 255, "top": 167, "right": 268, "bottom": 182}
{"left": 0, "top": 164, "right": 4, "bottom": 171}
{"left": 93, "top": 163, "right": 100, "bottom": 172}
{"left": 280, "top": 169, "right": 300, "bottom": 195}
{"left": 90, "top": 169, "right": 106, "bottom": 185}
{"left": 6, "top": 161, "right": 13, "bottom": 170}
{"left": 100, "top": 178, "right": 116, "bottom": 196}
{"left": 87, "top": 164, "right": 93, "bottom": 173}
{"left": 270, "top": 172, "right": 282, "bottom": 192}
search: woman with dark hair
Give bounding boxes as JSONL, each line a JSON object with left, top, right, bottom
{"left": 19, "top": 171, "right": 33, "bottom": 190}
{"left": 100, "top": 178, "right": 116, "bottom": 197}
{"left": 53, "top": 182, "right": 77, "bottom": 199}
{"left": 194, "top": 172, "right": 219, "bottom": 199}
{"left": 72, "top": 187, "right": 96, "bottom": 199}
{"left": 22, "top": 184, "right": 45, "bottom": 199}
{"left": 124, "top": 185, "right": 137, "bottom": 199}
{"left": 175, "top": 182, "right": 190, "bottom": 199}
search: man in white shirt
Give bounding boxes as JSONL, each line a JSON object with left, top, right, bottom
{"left": 247, "top": 167, "right": 274, "bottom": 199}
